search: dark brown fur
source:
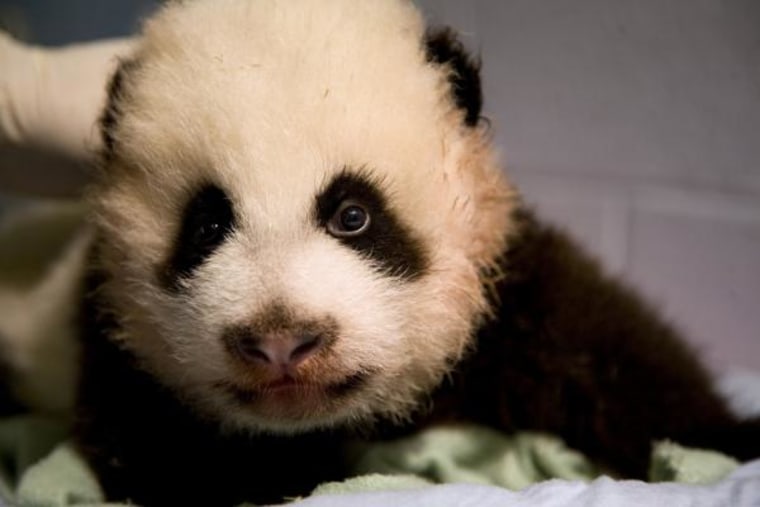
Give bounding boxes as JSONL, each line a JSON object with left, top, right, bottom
{"left": 424, "top": 208, "right": 760, "bottom": 476}
{"left": 75, "top": 208, "right": 760, "bottom": 506}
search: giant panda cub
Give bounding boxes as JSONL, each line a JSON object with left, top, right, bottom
{"left": 77, "top": 0, "right": 760, "bottom": 505}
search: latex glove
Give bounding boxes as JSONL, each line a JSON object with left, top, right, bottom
{"left": 0, "top": 32, "right": 134, "bottom": 197}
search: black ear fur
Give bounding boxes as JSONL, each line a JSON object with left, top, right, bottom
{"left": 100, "top": 58, "right": 139, "bottom": 159}
{"left": 424, "top": 27, "right": 483, "bottom": 127}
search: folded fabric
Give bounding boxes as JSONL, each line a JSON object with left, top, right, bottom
{"left": 350, "top": 426, "right": 599, "bottom": 490}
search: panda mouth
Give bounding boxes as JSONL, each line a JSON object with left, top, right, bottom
{"left": 217, "top": 371, "right": 369, "bottom": 405}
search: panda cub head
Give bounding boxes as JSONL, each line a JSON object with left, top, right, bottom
{"left": 91, "top": 0, "right": 517, "bottom": 434}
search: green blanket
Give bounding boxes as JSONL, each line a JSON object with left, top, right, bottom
{"left": 0, "top": 415, "right": 739, "bottom": 507}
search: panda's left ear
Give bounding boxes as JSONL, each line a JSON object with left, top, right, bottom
{"left": 424, "top": 27, "right": 482, "bottom": 127}
{"left": 100, "top": 57, "right": 140, "bottom": 160}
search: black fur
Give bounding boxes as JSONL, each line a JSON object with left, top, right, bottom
{"left": 162, "top": 184, "right": 236, "bottom": 290}
{"left": 75, "top": 208, "right": 759, "bottom": 506}
{"left": 100, "top": 58, "right": 139, "bottom": 159}
{"left": 425, "top": 27, "right": 483, "bottom": 127}
{"left": 315, "top": 169, "right": 429, "bottom": 281}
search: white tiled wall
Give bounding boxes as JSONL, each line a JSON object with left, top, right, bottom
{"left": 418, "top": 0, "right": 760, "bottom": 371}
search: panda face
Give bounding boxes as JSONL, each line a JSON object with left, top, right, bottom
{"left": 91, "top": 0, "right": 517, "bottom": 433}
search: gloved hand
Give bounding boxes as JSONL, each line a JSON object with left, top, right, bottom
{"left": 0, "top": 32, "right": 133, "bottom": 196}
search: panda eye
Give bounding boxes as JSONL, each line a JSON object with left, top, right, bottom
{"left": 165, "top": 185, "right": 235, "bottom": 287}
{"left": 192, "top": 218, "right": 224, "bottom": 247}
{"left": 327, "top": 201, "right": 371, "bottom": 237}
{"left": 185, "top": 190, "right": 234, "bottom": 252}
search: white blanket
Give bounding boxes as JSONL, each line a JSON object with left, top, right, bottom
{"left": 292, "top": 459, "right": 760, "bottom": 507}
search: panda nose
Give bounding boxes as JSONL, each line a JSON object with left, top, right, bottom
{"left": 230, "top": 331, "right": 325, "bottom": 369}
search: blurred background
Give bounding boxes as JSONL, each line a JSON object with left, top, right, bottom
{"left": 1, "top": 0, "right": 759, "bottom": 371}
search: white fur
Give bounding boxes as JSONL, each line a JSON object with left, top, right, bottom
{"left": 92, "top": 0, "right": 518, "bottom": 433}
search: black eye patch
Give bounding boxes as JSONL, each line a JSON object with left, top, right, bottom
{"left": 315, "top": 170, "right": 429, "bottom": 281}
{"left": 162, "top": 184, "right": 235, "bottom": 290}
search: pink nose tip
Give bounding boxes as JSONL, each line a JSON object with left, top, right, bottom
{"left": 234, "top": 332, "right": 324, "bottom": 368}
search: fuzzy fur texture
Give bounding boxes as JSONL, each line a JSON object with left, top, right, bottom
{"left": 73, "top": 0, "right": 759, "bottom": 505}
{"left": 89, "top": 0, "right": 516, "bottom": 434}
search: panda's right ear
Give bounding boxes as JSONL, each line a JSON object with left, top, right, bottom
{"left": 100, "top": 58, "right": 139, "bottom": 160}
{"left": 424, "top": 27, "right": 483, "bottom": 127}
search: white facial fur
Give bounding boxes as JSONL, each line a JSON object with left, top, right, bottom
{"left": 91, "top": 0, "right": 518, "bottom": 433}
